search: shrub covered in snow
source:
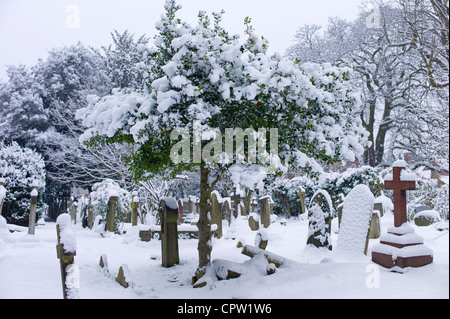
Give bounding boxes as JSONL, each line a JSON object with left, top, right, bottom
{"left": 89, "top": 179, "right": 131, "bottom": 232}
{"left": 0, "top": 142, "right": 46, "bottom": 225}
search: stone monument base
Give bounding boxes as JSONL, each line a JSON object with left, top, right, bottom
{"left": 371, "top": 223, "right": 433, "bottom": 270}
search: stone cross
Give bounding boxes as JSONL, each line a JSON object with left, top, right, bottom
{"left": 28, "top": 182, "right": 38, "bottom": 235}
{"left": 160, "top": 198, "right": 179, "bottom": 268}
{"left": 384, "top": 161, "right": 416, "bottom": 227}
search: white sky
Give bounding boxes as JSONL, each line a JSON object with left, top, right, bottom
{"left": 0, "top": 0, "right": 364, "bottom": 81}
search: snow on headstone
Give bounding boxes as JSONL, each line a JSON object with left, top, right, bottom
{"left": 336, "top": 184, "right": 374, "bottom": 258}
{"left": 307, "top": 189, "right": 333, "bottom": 250}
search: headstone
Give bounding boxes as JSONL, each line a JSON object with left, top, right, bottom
{"left": 231, "top": 187, "right": 241, "bottom": 217}
{"left": 372, "top": 161, "right": 433, "bottom": 269}
{"left": 259, "top": 196, "right": 271, "bottom": 228}
{"left": 250, "top": 198, "right": 258, "bottom": 213}
{"left": 105, "top": 195, "right": 119, "bottom": 233}
{"left": 160, "top": 197, "right": 179, "bottom": 267}
{"left": 307, "top": 190, "right": 333, "bottom": 250}
{"left": 368, "top": 211, "right": 381, "bottom": 239}
{"left": 69, "top": 196, "right": 77, "bottom": 224}
{"left": 336, "top": 194, "right": 345, "bottom": 227}
{"left": 56, "top": 213, "right": 78, "bottom": 299}
{"left": 99, "top": 254, "right": 108, "bottom": 270}
{"left": 414, "top": 209, "right": 440, "bottom": 226}
{"left": 255, "top": 229, "right": 268, "bottom": 250}
{"left": 210, "top": 192, "right": 223, "bottom": 239}
{"left": 87, "top": 196, "right": 94, "bottom": 229}
{"left": 373, "top": 202, "right": 383, "bottom": 217}
{"left": 0, "top": 178, "right": 6, "bottom": 216}
{"left": 298, "top": 187, "right": 306, "bottom": 215}
{"left": 242, "top": 188, "right": 252, "bottom": 216}
{"left": 115, "top": 264, "right": 131, "bottom": 288}
{"left": 248, "top": 213, "right": 259, "bottom": 231}
{"left": 222, "top": 199, "right": 232, "bottom": 227}
{"left": 139, "top": 230, "right": 151, "bottom": 242}
{"left": 177, "top": 199, "right": 183, "bottom": 225}
{"left": 336, "top": 184, "right": 374, "bottom": 256}
{"left": 131, "top": 192, "right": 139, "bottom": 226}
{"left": 28, "top": 183, "right": 38, "bottom": 235}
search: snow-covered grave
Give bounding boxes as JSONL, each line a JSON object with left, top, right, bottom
{"left": 0, "top": 199, "right": 448, "bottom": 299}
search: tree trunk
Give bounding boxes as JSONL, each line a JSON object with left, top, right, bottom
{"left": 193, "top": 164, "right": 213, "bottom": 285}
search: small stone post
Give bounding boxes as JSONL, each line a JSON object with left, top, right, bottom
{"left": 160, "top": 198, "right": 179, "bottom": 268}
{"left": 87, "top": 195, "right": 93, "bottom": 229}
{"left": 298, "top": 187, "right": 306, "bottom": 215}
{"left": 105, "top": 194, "right": 119, "bottom": 233}
{"left": 28, "top": 181, "right": 39, "bottom": 235}
{"left": 131, "top": 191, "right": 139, "bottom": 226}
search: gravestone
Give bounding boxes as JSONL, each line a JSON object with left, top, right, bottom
{"left": 69, "top": 196, "right": 77, "bottom": 224}
{"left": 56, "top": 213, "right": 78, "bottom": 299}
{"left": 116, "top": 264, "right": 131, "bottom": 288}
{"left": 373, "top": 202, "right": 383, "bottom": 217}
{"left": 259, "top": 196, "right": 271, "bottom": 228}
{"left": 160, "top": 198, "right": 179, "bottom": 267}
{"left": 368, "top": 211, "right": 381, "bottom": 239}
{"left": 99, "top": 254, "right": 108, "bottom": 271}
{"left": 336, "top": 184, "right": 374, "bottom": 256}
{"left": 0, "top": 178, "right": 6, "bottom": 216}
{"left": 255, "top": 229, "right": 268, "bottom": 250}
{"left": 231, "top": 188, "right": 242, "bottom": 218}
{"left": 248, "top": 213, "right": 259, "bottom": 231}
{"left": 251, "top": 198, "right": 258, "bottom": 213}
{"left": 210, "top": 192, "right": 223, "bottom": 239}
{"left": 222, "top": 199, "right": 232, "bottom": 227}
{"left": 131, "top": 192, "right": 139, "bottom": 226}
{"left": 177, "top": 199, "right": 183, "bottom": 225}
{"left": 28, "top": 183, "right": 38, "bottom": 235}
{"left": 336, "top": 194, "right": 344, "bottom": 228}
{"left": 298, "top": 187, "right": 306, "bottom": 215}
{"left": 372, "top": 161, "right": 433, "bottom": 269}
{"left": 307, "top": 190, "right": 333, "bottom": 250}
{"left": 87, "top": 196, "right": 94, "bottom": 229}
{"left": 105, "top": 195, "right": 119, "bottom": 233}
{"left": 242, "top": 188, "right": 252, "bottom": 216}
{"left": 414, "top": 209, "right": 440, "bottom": 226}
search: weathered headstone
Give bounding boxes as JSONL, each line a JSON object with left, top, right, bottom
{"left": 298, "top": 187, "right": 306, "bottom": 215}
{"left": 373, "top": 202, "right": 384, "bottom": 217}
{"left": 242, "top": 188, "right": 252, "bottom": 216}
{"left": 222, "top": 199, "right": 232, "bottom": 227}
{"left": 28, "top": 182, "right": 39, "bottom": 235}
{"left": 250, "top": 198, "right": 258, "bottom": 213}
{"left": 87, "top": 195, "right": 94, "bottom": 229}
{"left": 307, "top": 190, "right": 333, "bottom": 250}
{"left": 255, "top": 229, "right": 268, "bottom": 250}
{"left": 210, "top": 191, "right": 223, "bottom": 239}
{"left": 177, "top": 199, "right": 183, "bottom": 225}
{"left": 115, "top": 264, "right": 131, "bottom": 288}
{"left": 336, "top": 184, "right": 374, "bottom": 256}
{"left": 248, "top": 213, "right": 259, "bottom": 231}
{"left": 105, "top": 194, "right": 119, "bottom": 233}
{"left": 99, "top": 254, "right": 108, "bottom": 271}
{"left": 336, "top": 194, "right": 344, "bottom": 228}
{"left": 372, "top": 161, "right": 433, "bottom": 269}
{"left": 160, "top": 197, "right": 179, "bottom": 267}
{"left": 131, "top": 191, "right": 139, "bottom": 226}
{"left": 368, "top": 211, "right": 381, "bottom": 239}
{"left": 259, "top": 196, "right": 271, "bottom": 228}
{"left": 414, "top": 209, "right": 440, "bottom": 226}
{"left": 231, "top": 188, "right": 242, "bottom": 218}
{"left": 69, "top": 196, "right": 77, "bottom": 224}
{"left": 56, "top": 213, "right": 78, "bottom": 299}
{"left": 0, "top": 178, "right": 6, "bottom": 216}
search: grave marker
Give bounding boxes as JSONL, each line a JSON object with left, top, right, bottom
{"left": 210, "top": 192, "right": 223, "bottom": 238}
{"left": 160, "top": 198, "right": 179, "bottom": 267}
{"left": 259, "top": 196, "right": 271, "bottom": 228}
{"left": 28, "top": 182, "right": 39, "bottom": 235}
{"left": 0, "top": 178, "right": 6, "bottom": 216}
{"left": 307, "top": 190, "right": 333, "bottom": 250}
{"left": 56, "top": 213, "right": 78, "bottom": 299}
{"left": 105, "top": 195, "right": 119, "bottom": 233}
{"left": 131, "top": 191, "right": 139, "bottom": 226}
{"left": 372, "top": 161, "right": 433, "bottom": 269}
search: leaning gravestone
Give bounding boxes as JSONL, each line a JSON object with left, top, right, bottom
{"left": 336, "top": 184, "right": 374, "bottom": 256}
{"left": 160, "top": 197, "right": 179, "bottom": 267}
{"left": 307, "top": 190, "right": 333, "bottom": 250}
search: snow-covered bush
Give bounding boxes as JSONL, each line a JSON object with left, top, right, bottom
{"left": 0, "top": 142, "right": 46, "bottom": 225}
{"left": 89, "top": 179, "right": 131, "bottom": 232}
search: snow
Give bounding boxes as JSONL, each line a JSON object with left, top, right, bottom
{"left": 400, "top": 170, "right": 416, "bottom": 181}
{"left": 392, "top": 160, "right": 408, "bottom": 167}
{"left": 0, "top": 210, "right": 447, "bottom": 299}
{"left": 56, "top": 213, "right": 76, "bottom": 253}
{"left": 414, "top": 210, "right": 441, "bottom": 221}
{"left": 162, "top": 197, "right": 178, "bottom": 210}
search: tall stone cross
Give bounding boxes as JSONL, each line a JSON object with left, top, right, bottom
{"left": 384, "top": 161, "right": 415, "bottom": 227}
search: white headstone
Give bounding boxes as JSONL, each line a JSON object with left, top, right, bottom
{"left": 336, "top": 184, "right": 374, "bottom": 257}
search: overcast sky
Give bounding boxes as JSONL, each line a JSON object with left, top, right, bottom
{"left": 0, "top": 0, "right": 364, "bottom": 81}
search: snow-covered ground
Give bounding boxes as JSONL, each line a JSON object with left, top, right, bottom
{"left": 0, "top": 211, "right": 448, "bottom": 299}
